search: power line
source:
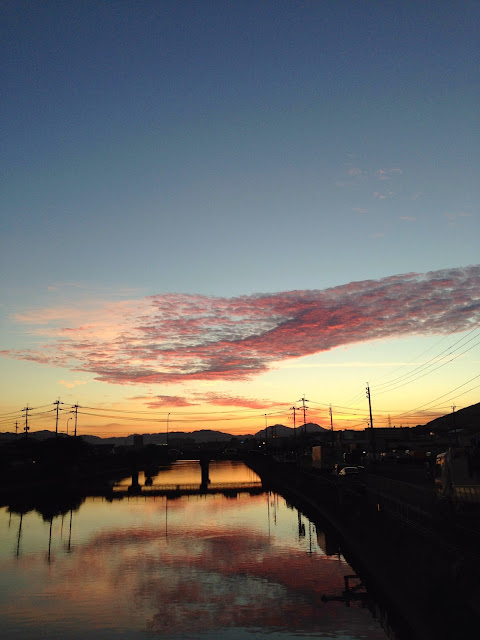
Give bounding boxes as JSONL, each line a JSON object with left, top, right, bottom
{"left": 369, "top": 324, "right": 479, "bottom": 385}
{"left": 373, "top": 331, "right": 480, "bottom": 394}
{"left": 391, "top": 373, "right": 480, "bottom": 420}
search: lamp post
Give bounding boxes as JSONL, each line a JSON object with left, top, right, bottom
{"left": 67, "top": 417, "right": 72, "bottom": 435}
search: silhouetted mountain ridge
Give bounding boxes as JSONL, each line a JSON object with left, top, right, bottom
{"left": 0, "top": 423, "right": 327, "bottom": 445}
{"left": 2, "top": 404, "right": 479, "bottom": 445}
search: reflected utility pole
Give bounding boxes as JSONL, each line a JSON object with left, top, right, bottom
{"left": 16, "top": 513, "right": 23, "bottom": 557}
{"left": 67, "top": 510, "right": 73, "bottom": 553}
{"left": 47, "top": 517, "right": 53, "bottom": 563}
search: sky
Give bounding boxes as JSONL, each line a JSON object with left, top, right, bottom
{"left": 1, "top": 0, "right": 479, "bottom": 438}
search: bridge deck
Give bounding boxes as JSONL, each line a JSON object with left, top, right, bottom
{"left": 112, "top": 481, "right": 263, "bottom": 496}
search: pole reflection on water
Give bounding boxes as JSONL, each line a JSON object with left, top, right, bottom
{"left": 0, "top": 460, "right": 390, "bottom": 639}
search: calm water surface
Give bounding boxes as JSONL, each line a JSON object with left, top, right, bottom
{"left": 0, "top": 461, "right": 390, "bottom": 639}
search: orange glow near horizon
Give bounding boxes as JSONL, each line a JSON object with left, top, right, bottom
{"left": 3, "top": 400, "right": 450, "bottom": 439}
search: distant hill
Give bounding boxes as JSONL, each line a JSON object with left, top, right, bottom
{"left": 0, "top": 424, "right": 326, "bottom": 446}
{"left": 254, "top": 422, "right": 327, "bottom": 439}
{"left": 0, "top": 429, "right": 247, "bottom": 446}
{"left": 424, "top": 402, "right": 480, "bottom": 434}
{"left": 1, "top": 406, "right": 478, "bottom": 445}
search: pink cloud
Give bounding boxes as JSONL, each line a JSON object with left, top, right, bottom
{"left": 375, "top": 168, "right": 403, "bottom": 180}
{"left": 197, "top": 393, "right": 280, "bottom": 409}
{"left": 58, "top": 379, "right": 89, "bottom": 389}
{"left": 142, "top": 395, "right": 198, "bottom": 408}
{"left": 5, "top": 266, "right": 480, "bottom": 386}
{"left": 373, "top": 190, "right": 394, "bottom": 200}
{"left": 444, "top": 212, "right": 472, "bottom": 223}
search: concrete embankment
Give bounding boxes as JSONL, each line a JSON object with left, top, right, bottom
{"left": 246, "top": 454, "right": 480, "bottom": 640}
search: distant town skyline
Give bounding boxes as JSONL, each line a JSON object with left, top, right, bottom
{"left": 1, "top": 2, "right": 479, "bottom": 436}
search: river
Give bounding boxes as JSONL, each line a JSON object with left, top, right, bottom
{"left": 0, "top": 460, "right": 395, "bottom": 639}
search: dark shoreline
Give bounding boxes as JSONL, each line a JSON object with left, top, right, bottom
{"left": 245, "top": 454, "right": 480, "bottom": 640}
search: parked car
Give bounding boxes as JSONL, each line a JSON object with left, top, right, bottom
{"left": 338, "top": 466, "right": 359, "bottom": 476}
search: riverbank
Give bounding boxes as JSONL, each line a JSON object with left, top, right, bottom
{"left": 246, "top": 453, "right": 480, "bottom": 640}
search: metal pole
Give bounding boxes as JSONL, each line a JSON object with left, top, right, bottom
{"left": 298, "top": 396, "right": 309, "bottom": 434}
{"left": 452, "top": 405, "right": 458, "bottom": 447}
{"left": 73, "top": 404, "right": 78, "bottom": 437}
{"left": 329, "top": 405, "right": 334, "bottom": 446}
{"left": 366, "top": 384, "right": 375, "bottom": 460}
{"left": 54, "top": 400, "right": 60, "bottom": 436}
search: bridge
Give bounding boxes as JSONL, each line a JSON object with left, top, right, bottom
{"left": 111, "top": 480, "right": 264, "bottom": 498}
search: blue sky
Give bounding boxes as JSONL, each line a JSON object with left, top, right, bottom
{"left": 1, "top": 1, "right": 479, "bottom": 436}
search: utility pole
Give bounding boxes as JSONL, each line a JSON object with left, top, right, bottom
{"left": 329, "top": 405, "right": 334, "bottom": 446}
{"left": 22, "top": 405, "right": 30, "bottom": 437}
{"left": 167, "top": 412, "right": 170, "bottom": 446}
{"left": 452, "top": 405, "right": 458, "bottom": 447}
{"left": 264, "top": 413, "right": 268, "bottom": 447}
{"left": 298, "top": 395, "right": 309, "bottom": 434}
{"left": 73, "top": 404, "right": 79, "bottom": 437}
{"left": 54, "top": 399, "right": 62, "bottom": 436}
{"left": 366, "top": 384, "right": 375, "bottom": 460}
{"left": 291, "top": 405, "right": 298, "bottom": 438}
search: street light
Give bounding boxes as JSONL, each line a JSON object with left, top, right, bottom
{"left": 67, "top": 417, "right": 72, "bottom": 435}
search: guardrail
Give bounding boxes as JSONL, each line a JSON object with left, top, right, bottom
{"left": 453, "top": 485, "right": 480, "bottom": 503}
{"left": 113, "top": 481, "right": 263, "bottom": 494}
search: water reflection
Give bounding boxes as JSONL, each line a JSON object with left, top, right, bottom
{"left": 0, "top": 461, "right": 389, "bottom": 639}
{"left": 114, "top": 459, "right": 263, "bottom": 495}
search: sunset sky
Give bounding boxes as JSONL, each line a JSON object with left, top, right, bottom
{"left": 1, "top": 1, "right": 479, "bottom": 437}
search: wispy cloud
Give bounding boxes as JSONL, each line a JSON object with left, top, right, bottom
{"left": 399, "top": 216, "right": 416, "bottom": 222}
{"left": 373, "top": 190, "right": 394, "bottom": 200}
{"left": 131, "top": 392, "right": 279, "bottom": 410}
{"left": 4, "top": 266, "right": 480, "bottom": 386}
{"left": 352, "top": 207, "right": 369, "bottom": 213}
{"left": 198, "top": 393, "right": 279, "bottom": 409}
{"left": 58, "top": 379, "right": 89, "bottom": 389}
{"left": 444, "top": 212, "right": 472, "bottom": 224}
{"left": 375, "top": 168, "right": 403, "bottom": 181}
{"left": 138, "top": 395, "right": 198, "bottom": 408}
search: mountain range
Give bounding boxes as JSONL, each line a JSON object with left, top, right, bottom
{"left": 0, "top": 422, "right": 327, "bottom": 445}
{"left": 1, "top": 404, "right": 478, "bottom": 445}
